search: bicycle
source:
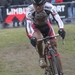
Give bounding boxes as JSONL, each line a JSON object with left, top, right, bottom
{"left": 37, "top": 34, "right": 63, "bottom": 75}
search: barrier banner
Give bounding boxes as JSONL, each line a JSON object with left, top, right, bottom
{"left": 53, "top": 3, "right": 68, "bottom": 19}
{"left": 2, "top": 3, "right": 68, "bottom": 24}
{"left": 2, "top": 5, "right": 26, "bottom": 24}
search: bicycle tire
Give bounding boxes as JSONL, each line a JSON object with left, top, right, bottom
{"left": 49, "top": 49, "right": 61, "bottom": 75}
{"left": 44, "top": 55, "right": 52, "bottom": 75}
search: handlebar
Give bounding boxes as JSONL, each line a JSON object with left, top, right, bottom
{"left": 37, "top": 34, "right": 59, "bottom": 41}
{"left": 37, "top": 34, "right": 65, "bottom": 45}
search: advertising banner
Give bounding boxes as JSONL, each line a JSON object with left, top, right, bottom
{"left": 53, "top": 3, "right": 68, "bottom": 19}
{"left": 2, "top": 6, "right": 26, "bottom": 24}
{"left": 2, "top": 3, "right": 68, "bottom": 24}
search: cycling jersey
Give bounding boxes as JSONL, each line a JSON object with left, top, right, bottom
{"left": 25, "top": 2, "right": 64, "bottom": 38}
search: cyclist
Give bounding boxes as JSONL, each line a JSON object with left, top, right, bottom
{"left": 25, "top": 0, "right": 66, "bottom": 74}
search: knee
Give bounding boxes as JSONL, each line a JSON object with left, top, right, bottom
{"left": 30, "top": 30, "right": 43, "bottom": 47}
{"left": 30, "top": 37, "right": 43, "bottom": 47}
{"left": 51, "top": 40, "right": 57, "bottom": 50}
{"left": 30, "top": 37, "right": 37, "bottom": 47}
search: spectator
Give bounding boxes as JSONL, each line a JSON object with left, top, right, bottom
{"left": 65, "top": 0, "right": 75, "bottom": 22}
{"left": 0, "top": 2, "right": 3, "bottom": 26}
{"left": 63, "top": 0, "right": 70, "bottom": 2}
{"left": 72, "top": 1, "right": 75, "bottom": 19}
{"left": 22, "top": 0, "right": 32, "bottom": 5}
{"left": 46, "top": 0, "right": 50, "bottom": 2}
{"left": 11, "top": 0, "right": 22, "bottom": 5}
{"left": 0, "top": 0, "right": 11, "bottom": 7}
{"left": 50, "top": 0, "right": 55, "bottom": 4}
{"left": 55, "top": 0, "right": 63, "bottom": 3}
{"left": 0, "top": 7, "right": 3, "bottom": 23}
{"left": 50, "top": 0, "right": 63, "bottom": 4}
{"left": 11, "top": 0, "right": 22, "bottom": 27}
{"left": 20, "top": 0, "right": 32, "bottom": 27}
{"left": 0, "top": 0, "right": 11, "bottom": 28}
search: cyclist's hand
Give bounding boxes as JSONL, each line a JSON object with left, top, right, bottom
{"left": 30, "top": 37, "right": 37, "bottom": 47}
{"left": 58, "top": 29, "right": 66, "bottom": 39}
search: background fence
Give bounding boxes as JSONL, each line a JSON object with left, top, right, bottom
{"left": 0, "top": 2, "right": 75, "bottom": 29}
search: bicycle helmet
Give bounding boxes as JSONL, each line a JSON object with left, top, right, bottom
{"left": 32, "top": 0, "right": 46, "bottom": 5}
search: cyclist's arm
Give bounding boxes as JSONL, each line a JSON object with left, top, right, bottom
{"left": 45, "top": 2, "right": 64, "bottom": 29}
{"left": 51, "top": 6, "right": 64, "bottom": 29}
{"left": 53, "top": 14, "right": 64, "bottom": 29}
{"left": 25, "top": 4, "right": 34, "bottom": 20}
{"left": 25, "top": 5, "right": 35, "bottom": 38}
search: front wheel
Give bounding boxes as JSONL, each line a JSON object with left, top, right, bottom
{"left": 47, "top": 49, "right": 61, "bottom": 75}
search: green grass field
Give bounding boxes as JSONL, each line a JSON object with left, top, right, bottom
{"left": 0, "top": 24, "right": 75, "bottom": 75}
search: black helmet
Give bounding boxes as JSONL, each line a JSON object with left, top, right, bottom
{"left": 32, "top": 0, "right": 46, "bottom": 5}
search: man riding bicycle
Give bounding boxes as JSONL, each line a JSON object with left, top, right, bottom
{"left": 25, "top": 0, "right": 66, "bottom": 74}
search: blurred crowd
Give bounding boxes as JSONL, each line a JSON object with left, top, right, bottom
{"left": 0, "top": 0, "right": 75, "bottom": 28}
{"left": 0, "top": 0, "right": 32, "bottom": 28}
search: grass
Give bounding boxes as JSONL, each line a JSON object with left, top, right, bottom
{"left": 0, "top": 25, "right": 75, "bottom": 75}
{"left": 58, "top": 25, "right": 75, "bottom": 53}
{"left": 0, "top": 28, "right": 28, "bottom": 48}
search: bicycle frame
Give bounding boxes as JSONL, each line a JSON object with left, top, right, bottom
{"left": 37, "top": 34, "right": 59, "bottom": 58}
{"left": 44, "top": 38, "right": 59, "bottom": 75}
{"left": 44, "top": 39, "right": 59, "bottom": 59}
{"left": 37, "top": 34, "right": 62, "bottom": 75}
{"left": 37, "top": 34, "right": 59, "bottom": 59}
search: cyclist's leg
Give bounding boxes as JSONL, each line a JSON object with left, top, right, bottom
{"left": 33, "top": 29, "right": 44, "bottom": 58}
{"left": 32, "top": 29, "right": 47, "bottom": 68}
{"left": 25, "top": 21, "right": 46, "bottom": 68}
{"left": 25, "top": 20, "right": 44, "bottom": 58}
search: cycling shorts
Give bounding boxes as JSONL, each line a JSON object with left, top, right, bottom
{"left": 26, "top": 21, "right": 56, "bottom": 40}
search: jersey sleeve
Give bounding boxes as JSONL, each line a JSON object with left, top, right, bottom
{"left": 45, "top": 2, "right": 64, "bottom": 29}
{"left": 25, "top": 4, "right": 34, "bottom": 20}
{"left": 53, "top": 14, "right": 64, "bottom": 29}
